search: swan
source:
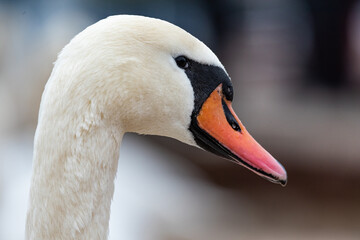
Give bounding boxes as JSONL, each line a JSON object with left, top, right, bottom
{"left": 26, "top": 15, "right": 287, "bottom": 240}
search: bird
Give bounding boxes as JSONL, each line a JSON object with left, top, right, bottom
{"left": 26, "top": 15, "right": 287, "bottom": 240}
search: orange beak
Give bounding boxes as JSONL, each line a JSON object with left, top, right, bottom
{"left": 191, "top": 84, "right": 287, "bottom": 186}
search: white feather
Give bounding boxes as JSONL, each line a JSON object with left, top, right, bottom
{"left": 26, "top": 15, "right": 225, "bottom": 240}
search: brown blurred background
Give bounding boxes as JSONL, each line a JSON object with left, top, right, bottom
{"left": 0, "top": 0, "right": 360, "bottom": 239}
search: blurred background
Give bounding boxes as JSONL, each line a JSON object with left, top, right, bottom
{"left": 1, "top": 0, "right": 360, "bottom": 239}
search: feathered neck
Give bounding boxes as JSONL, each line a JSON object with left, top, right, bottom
{"left": 26, "top": 73, "right": 124, "bottom": 239}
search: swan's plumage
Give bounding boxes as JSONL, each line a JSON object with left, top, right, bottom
{"left": 27, "top": 15, "right": 286, "bottom": 240}
{"left": 39, "top": 15, "right": 222, "bottom": 145}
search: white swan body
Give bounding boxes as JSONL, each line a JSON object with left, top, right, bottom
{"left": 26, "top": 15, "right": 286, "bottom": 240}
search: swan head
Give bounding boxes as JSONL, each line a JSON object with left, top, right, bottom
{"left": 49, "top": 15, "right": 287, "bottom": 185}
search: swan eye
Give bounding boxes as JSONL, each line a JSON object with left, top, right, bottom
{"left": 175, "top": 56, "right": 189, "bottom": 69}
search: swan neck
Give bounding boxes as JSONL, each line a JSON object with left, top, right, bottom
{"left": 26, "top": 113, "right": 123, "bottom": 239}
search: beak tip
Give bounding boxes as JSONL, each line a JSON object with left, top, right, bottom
{"left": 265, "top": 173, "right": 287, "bottom": 186}
{"left": 277, "top": 169, "right": 287, "bottom": 187}
{"left": 279, "top": 178, "right": 287, "bottom": 187}
{"left": 273, "top": 162, "right": 287, "bottom": 187}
